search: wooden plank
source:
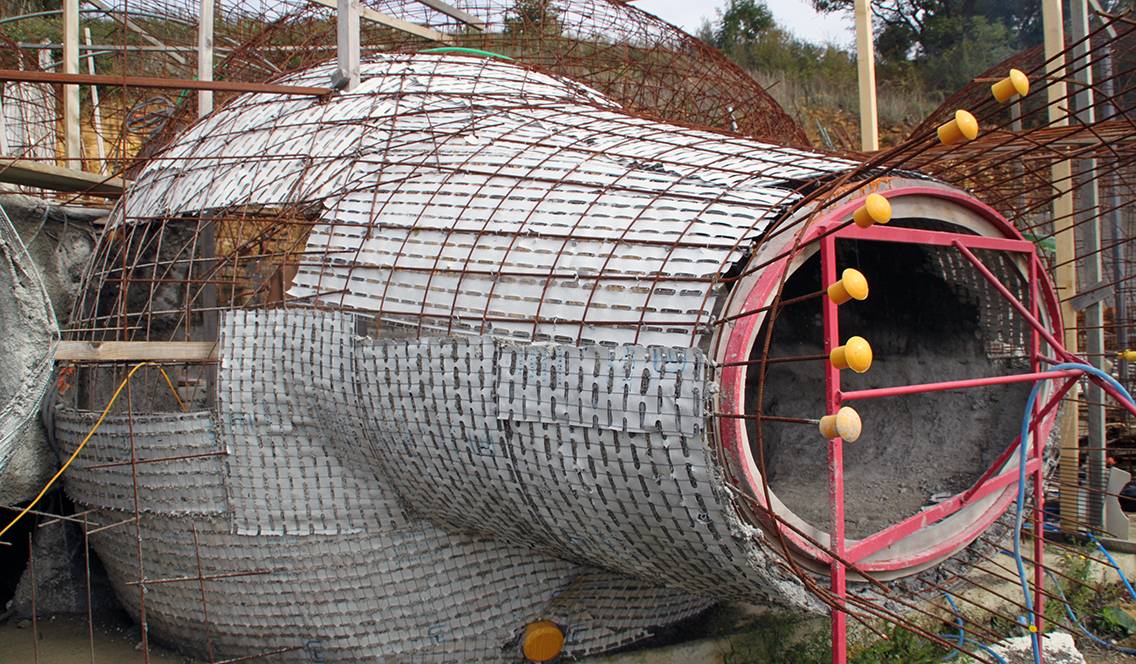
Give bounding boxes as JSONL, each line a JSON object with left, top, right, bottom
{"left": 853, "top": 0, "right": 878, "bottom": 151}
{"left": 0, "top": 70, "right": 332, "bottom": 96}
{"left": 55, "top": 341, "right": 217, "bottom": 362}
{"left": 308, "top": 0, "right": 452, "bottom": 44}
{"left": 0, "top": 158, "right": 126, "bottom": 195}
{"left": 84, "top": 27, "right": 108, "bottom": 173}
{"left": 336, "top": 0, "right": 361, "bottom": 91}
{"left": 1043, "top": 0, "right": 1081, "bottom": 535}
{"left": 197, "top": 0, "right": 215, "bottom": 117}
{"left": 63, "top": 0, "right": 81, "bottom": 166}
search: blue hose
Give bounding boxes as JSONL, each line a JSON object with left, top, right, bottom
{"left": 935, "top": 633, "right": 1011, "bottom": 664}
{"left": 942, "top": 591, "right": 965, "bottom": 659}
{"left": 1012, "top": 363, "right": 1136, "bottom": 664}
{"left": 1087, "top": 532, "right": 1136, "bottom": 602}
{"left": 1046, "top": 567, "right": 1136, "bottom": 655}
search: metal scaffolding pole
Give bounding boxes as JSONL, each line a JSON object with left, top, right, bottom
{"left": 1070, "top": 0, "right": 1106, "bottom": 530}
{"left": 1096, "top": 30, "right": 1130, "bottom": 402}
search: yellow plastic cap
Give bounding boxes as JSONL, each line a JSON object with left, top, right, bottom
{"left": 826, "top": 268, "right": 869, "bottom": 305}
{"left": 522, "top": 621, "right": 564, "bottom": 662}
{"left": 852, "top": 193, "right": 892, "bottom": 229}
{"left": 991, "top": 69, "right": 1029, "bottom": 102}
{"left": 1119, "top": 350, "right": 1136, "bottom": 362}
{"left": 937, "top": 110, "right": 979, "bottom": 145}
{"left": 819, "top": 406, "right": 862, "bottom": 442}
{"left": 830, "top": 336, "right": 873, "bottom": 373}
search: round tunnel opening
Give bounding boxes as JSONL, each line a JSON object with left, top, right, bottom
{"left": 746, "top": 228, "right": 1035, "bottom": 541}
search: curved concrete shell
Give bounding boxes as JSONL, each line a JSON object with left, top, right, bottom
{"left": 57, "top": 54, "right": 1061, "bottom": 661}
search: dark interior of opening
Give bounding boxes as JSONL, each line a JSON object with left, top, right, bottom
{"left": 0, "top": 499, "right": 36, "bottom": 608}
{"left": 747, "top": 234, "right": 1034, "bottom": 539}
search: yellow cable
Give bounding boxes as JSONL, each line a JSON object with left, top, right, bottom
{"left": 0, "top": 361, "right": 187, "bottom": 541}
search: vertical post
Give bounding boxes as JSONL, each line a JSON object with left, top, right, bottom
{"left": 336, "top": 0, "right": 361, "bottom": 91}
{"left": 1070, "top": 0, "right": 1106, "bottom": 530}
{"left": 62, "top": 0, "right": 81, "bottom": 168}
{"left": 84, "top": 28, "right": 107, "bottom": 174}
{"left": 83, "top": 513, "right": 95, "bottom": 664}
{"left": 197, "top": 0, "right": 214, "bottom": 118}
{"left": 1042, "top": 0, "right": 1080, "bottom": 535}
{"left": 0, "top": 92, "right": 8, "bottom": 157}
{"left": 853, "top": 0, "right": 879, "bottom": 152}
{"left": 29, "top": 533, "right": 38, "bottom": 664}
{"left": 1030, "top": 255, "right": 1046, "bottom": 636}
{"left": 1100, "top": 48, "right": 1129, "bottom": 402}
{"left": 1011, "top": 100, "right": 1024, "bottom": 215}
{"left": 821, "top": 233, "right": 847, "bottom": 664}
{"left": 198, "top": 0, "right": 217, "bottom": 401}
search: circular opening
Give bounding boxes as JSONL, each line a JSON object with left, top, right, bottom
{"left": 746, "top": 226, "right": 1035, "bottom": 540}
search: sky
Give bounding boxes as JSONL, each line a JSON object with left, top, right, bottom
{"left": 633, "top": 0, "right": 854, "bottom": 47}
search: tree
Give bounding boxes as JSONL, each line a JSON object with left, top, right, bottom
{"left": 708, "top": 0, "right": 775, "bottom": 50}
{"left": 502, "top": 0, "right": 564, "bottom": 38}
{"left": 811, "top": 0, "right": 1042, "bottom": 92}
{"left": 699, "top": 2, "right": 852, "bottom": 86}
{"left": 0, "top": 0, "right": 55, "bottom": 16}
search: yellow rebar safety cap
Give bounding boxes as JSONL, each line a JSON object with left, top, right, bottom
{"left": 1119, "top": 350, "right": 1136, "bottom": 362}
{"left": 830, "top": 336, "right": 873, "bottom": 373}
{"left": 522, "top": 621, "right": 564, "bottom": 662}
{"left": 852, "top": 193, "right": 892, "bottom": 229}
{"left": 937, "top": 110, "right": 979, "bottom": 145}
{"left": 819, "top": 407, "right": 862, "bottom": 442}
{"left": 826, "top": 268, "right": 869, "bottom": 305}
{"left": 991, "top": 69, "right": 1029, "bottom": 102}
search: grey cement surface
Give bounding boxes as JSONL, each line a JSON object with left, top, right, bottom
{"left": 12, "top": 520, "right": 118, "bottom": 618}
{"left": 0, "top": 193, "right": 100, "bottom": 506}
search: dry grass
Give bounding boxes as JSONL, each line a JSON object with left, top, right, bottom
{"left": 750, "top": 70, "right": 939, "bottom": 150}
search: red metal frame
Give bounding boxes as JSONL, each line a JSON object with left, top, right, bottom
{"left": 718, "top": 187, "right": 1063, "bottom": 568}
{"left": 716, "top": 186, "right": 1070, "bottom": 664}
{"left": 822, "top": 211, "right": 1058, "bottom": 663}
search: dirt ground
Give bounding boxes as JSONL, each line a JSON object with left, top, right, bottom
{"left": 1, "top": 607, "right": 1133, "bottom": 663}
{"left": 1081, "top": 643, "right": 1136, "bottom": 663}
{"left": 0, "top": 611, "right": 192, "bottom": 664}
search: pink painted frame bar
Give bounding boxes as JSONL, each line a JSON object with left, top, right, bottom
{"left": 821, "top": 228, "right": 847, "bottom": 663}
{"left": 839, "top": 370, "right": 1084, "bottom": 403}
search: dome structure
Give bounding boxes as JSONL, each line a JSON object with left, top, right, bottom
{"left": 56, "top": 53, "right": 1063, "bottom": 662}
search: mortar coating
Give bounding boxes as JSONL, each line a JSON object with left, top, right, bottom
{"left": 0, "top": 194, "right": 97, "bottom": 506}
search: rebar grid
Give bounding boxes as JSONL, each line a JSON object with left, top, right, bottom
{"left": 4, "top": 3, "right": 1136, "bottom": 664}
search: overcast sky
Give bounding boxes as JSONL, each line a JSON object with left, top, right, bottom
{"left": 633, "top": 0, "right": 854, "bottom": 47}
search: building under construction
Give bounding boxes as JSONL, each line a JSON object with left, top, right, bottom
{"left": 1, "top": 1, "right": 1136, "bottom": 663}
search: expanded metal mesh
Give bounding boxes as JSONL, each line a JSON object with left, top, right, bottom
{"left": 9, "top": 4, "right": 1136, "bottom": 664}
